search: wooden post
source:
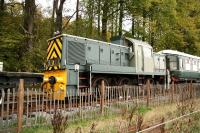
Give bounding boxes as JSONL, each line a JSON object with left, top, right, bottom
{"left": 17, "top": 79, "right": 24, "bottom": 133}
{"left": 189, "top": 80, "right": 193, "bottom": 99}
{"left": 100, "top": 80, "right": 105, "bottom": 114}
{"left": 171, "top": 81, "right": 174, "bottom": 103}
{"left": 160, "top": 117, "right": 165, "bottom": 133}
{"left": 146, "top": 79, "right": 150, "bottom": 107}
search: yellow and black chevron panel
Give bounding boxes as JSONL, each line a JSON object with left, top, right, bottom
{"left": 46, "top": 37, "right": 62, "bottom": 70}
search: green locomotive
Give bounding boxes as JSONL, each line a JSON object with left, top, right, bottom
{"left": 42, "top": 34, "right": 199, "bottom": 100}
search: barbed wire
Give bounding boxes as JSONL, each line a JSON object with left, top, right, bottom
{"left": 134, "top": 109, "right": 200, "bottom": 133}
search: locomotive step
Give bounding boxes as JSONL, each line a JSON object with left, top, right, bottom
{"left": 79, "top": 85, "right": 89, "bottom": 88}
{"left": 79, "top": 77, "right": 87, "bottom": 80}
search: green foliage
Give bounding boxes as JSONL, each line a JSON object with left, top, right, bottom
{"left": 0, "top": 0, "right": 200, "bottom": 72}
{"left": 0, "top": 4, "right": 50, "bottom": 72}
{"left": 22, "top": 125, "right": 52, "bottom": 133}
{"left": 0, "top": 10, "right": 24, "bottom": 71}
{"left": 126, "top": 0, "right": 200, "bottom": 55}
{"left": 137, "top": 106, "right": 151, "bottom": 115}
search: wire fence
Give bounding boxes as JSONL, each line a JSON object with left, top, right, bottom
{"left": 0, "top": 80, "right": 200, "bottom": 132}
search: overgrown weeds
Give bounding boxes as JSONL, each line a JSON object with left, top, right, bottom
{"left": 51, "top": 108, "right": 68, "bottom": 133}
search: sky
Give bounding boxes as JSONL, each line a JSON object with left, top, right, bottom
{"left": 37, "top": 0, "right": 77, "bottom": 17}
{"left": 15, "top": 0, "right": 131, "bottom": 31}
{"left": 14, "top": 0, "right": 76, "bottom": 16}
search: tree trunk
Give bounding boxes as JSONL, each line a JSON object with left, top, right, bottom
{"left": 97, "top": 0, "right": 101, "bottom": 37}
{"left": 102, "top": 16, "right": 107, "bottom": 41}
{"left": 118, "top": 0, "right": 123, "bottom": 36}
{"left": 51, "top": 0, "right": 57, "bottom": 36}
{"left": 132, "top": 14, "right": 135, "bottom": 37}
{"left": 137, "top": 19, "right": 140, "bottom": 39}
{"left": 55, "top": 0, "right": 65, "bottom": 33}
{"left": 88, "top": 0, "right": 94, "bottom": 36}
{"left": 75, "top": 0, "right": 79, "bottom": 35}
{"left": 0, "top": 0, "right": 4, "bottom": 11}
{"left": 114, "top": 3, "right": 119, "bottom": 36}
{"left": 142, "top": 10, "right": 146, "bottom": 41}
{"left": 24, "top": 0, "right": 35, "bottom": 49}
{"left": 101, "top": 0, "right": 108, "bottom": 41}
{"left": 149, "top": 16, "right": 154, "bottom": 47}
{"left": 101, "top": 0, "right": 109, "bottom": 41}
{"left": 110, "top": 8, "right": 114, "bottom": 38}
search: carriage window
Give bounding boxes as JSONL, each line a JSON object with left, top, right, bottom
{"left": 179, "top": 58, "right": 183, "bottom": 69}
{"left": 168, "top": 56, "right": 178, "bottom": 70}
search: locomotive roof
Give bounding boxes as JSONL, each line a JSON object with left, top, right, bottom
{"left": 48, "top": 34, "right": 154, "bottom": 49}
{"left": 125, "top": 37, "right": 152, "bottom": 49}
{"left": 158, "top": 50, "right": 200, "bottom": 60}
{"left": 49, "top": 34, "right": 129, "bottom": 48}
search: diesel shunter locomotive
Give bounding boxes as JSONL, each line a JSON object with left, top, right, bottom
{"left": 42, "top": 34, "right": 200, "bottom": 100}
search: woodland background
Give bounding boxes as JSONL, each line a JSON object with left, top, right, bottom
{"left": 0, "top": 0, "right": 200, "bottom": 72}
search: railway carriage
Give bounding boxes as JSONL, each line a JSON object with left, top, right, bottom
{"left": 159, "top": 50, "right": 200, "bottom": 82}
{"left": 43, "top": 34, "right": 166, "bottom": 100}
{"left": 0, "top": 71, "right": 43, "bottom": 88}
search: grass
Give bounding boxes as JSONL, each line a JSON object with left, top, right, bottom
{"left": 22, "top": 112, "right": 118, "bottom": 133}
{"left": 21, "top": 104, "right": 170, "bottom": 133}
{"left": 21, "top": 125, "right": 52, "bottom": 133}
{"left": 137, "top": 106, "right": 152, "bottom": 114}
{"left": 21, "top": 98, "right": 200, "bottom": 133}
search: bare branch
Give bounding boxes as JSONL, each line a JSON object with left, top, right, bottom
{"left": 62, "top": 9, "right": 83, "bottom": 30}
{"left": 20, "top": 24, "right": 29, "bottom": 34}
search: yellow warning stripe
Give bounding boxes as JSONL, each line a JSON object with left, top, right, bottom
{"left": 47, "top": 42, "right": 62, "bottom": 59}
{"left": 47, "top": 46, "right": 61, "bottom": 59}
{"left": 46, "top": 37, "right": 62, "bottom": 70}
{"left": 49, "top": 66, "right": 58, "bottom": 70}
{"left": 47, "top": 41, "right": 54, "bottom": 52}
{"left": 50, "top": 52, "right": 58, "bottom": 59}
{"left": 56, "top": 38, "right": 62, "bottom": 49}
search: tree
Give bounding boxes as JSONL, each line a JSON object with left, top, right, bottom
{"left": 0, "top": 0, "right": 4, "bottom": 11}
{"left": 97, "top": 0, "right": 101, "bottom": 37}
{"left": 87, "top": 0, "right": 94, "bottom": 36}
{"left": 75, "top": 0, "right": 79, "bottom": 35}
{"left": 101, "top": 0, "right": 118, "bottom": 41}
{"left": 118, "top": 0, "right": 124, "bottom": 36}
{"left": 52, "top": 0, "right": 66, "bottom": 33}
{"left": 101, "top": 0, "right": 109, "bottom": 41}
{"left": 23, "top": 0, "right": 36, "bottom": 50}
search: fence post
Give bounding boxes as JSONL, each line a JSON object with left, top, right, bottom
{"left": 17, "top": 79, "right": 24, "bottom": 133}
{"left": 171, "top": 81, "right": 174, "bottom": 103}
{"left": 189, "top": 80, "right": 193, "bottom": 99}
{"left": 100, "top": 80, "right": 105, "bottom": 114}
{"left": 160, "top": 117, "right": 165, "bottom": 133}
{"left": 146, "top": 79, "right": 150, "bottom": 107}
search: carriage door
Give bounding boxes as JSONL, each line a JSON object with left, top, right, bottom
{"left": 137, "top": 45, "right": 144, "bottom": 72}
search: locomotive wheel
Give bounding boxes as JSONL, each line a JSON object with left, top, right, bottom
{"left": 92, "top": 77, "right": 109, "bottom": 88}
{"left": 118, "top": 78, "right": 132, "bottom": 85}
{"left": 92, "top": 77, "right": 109, "bottom": 98}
